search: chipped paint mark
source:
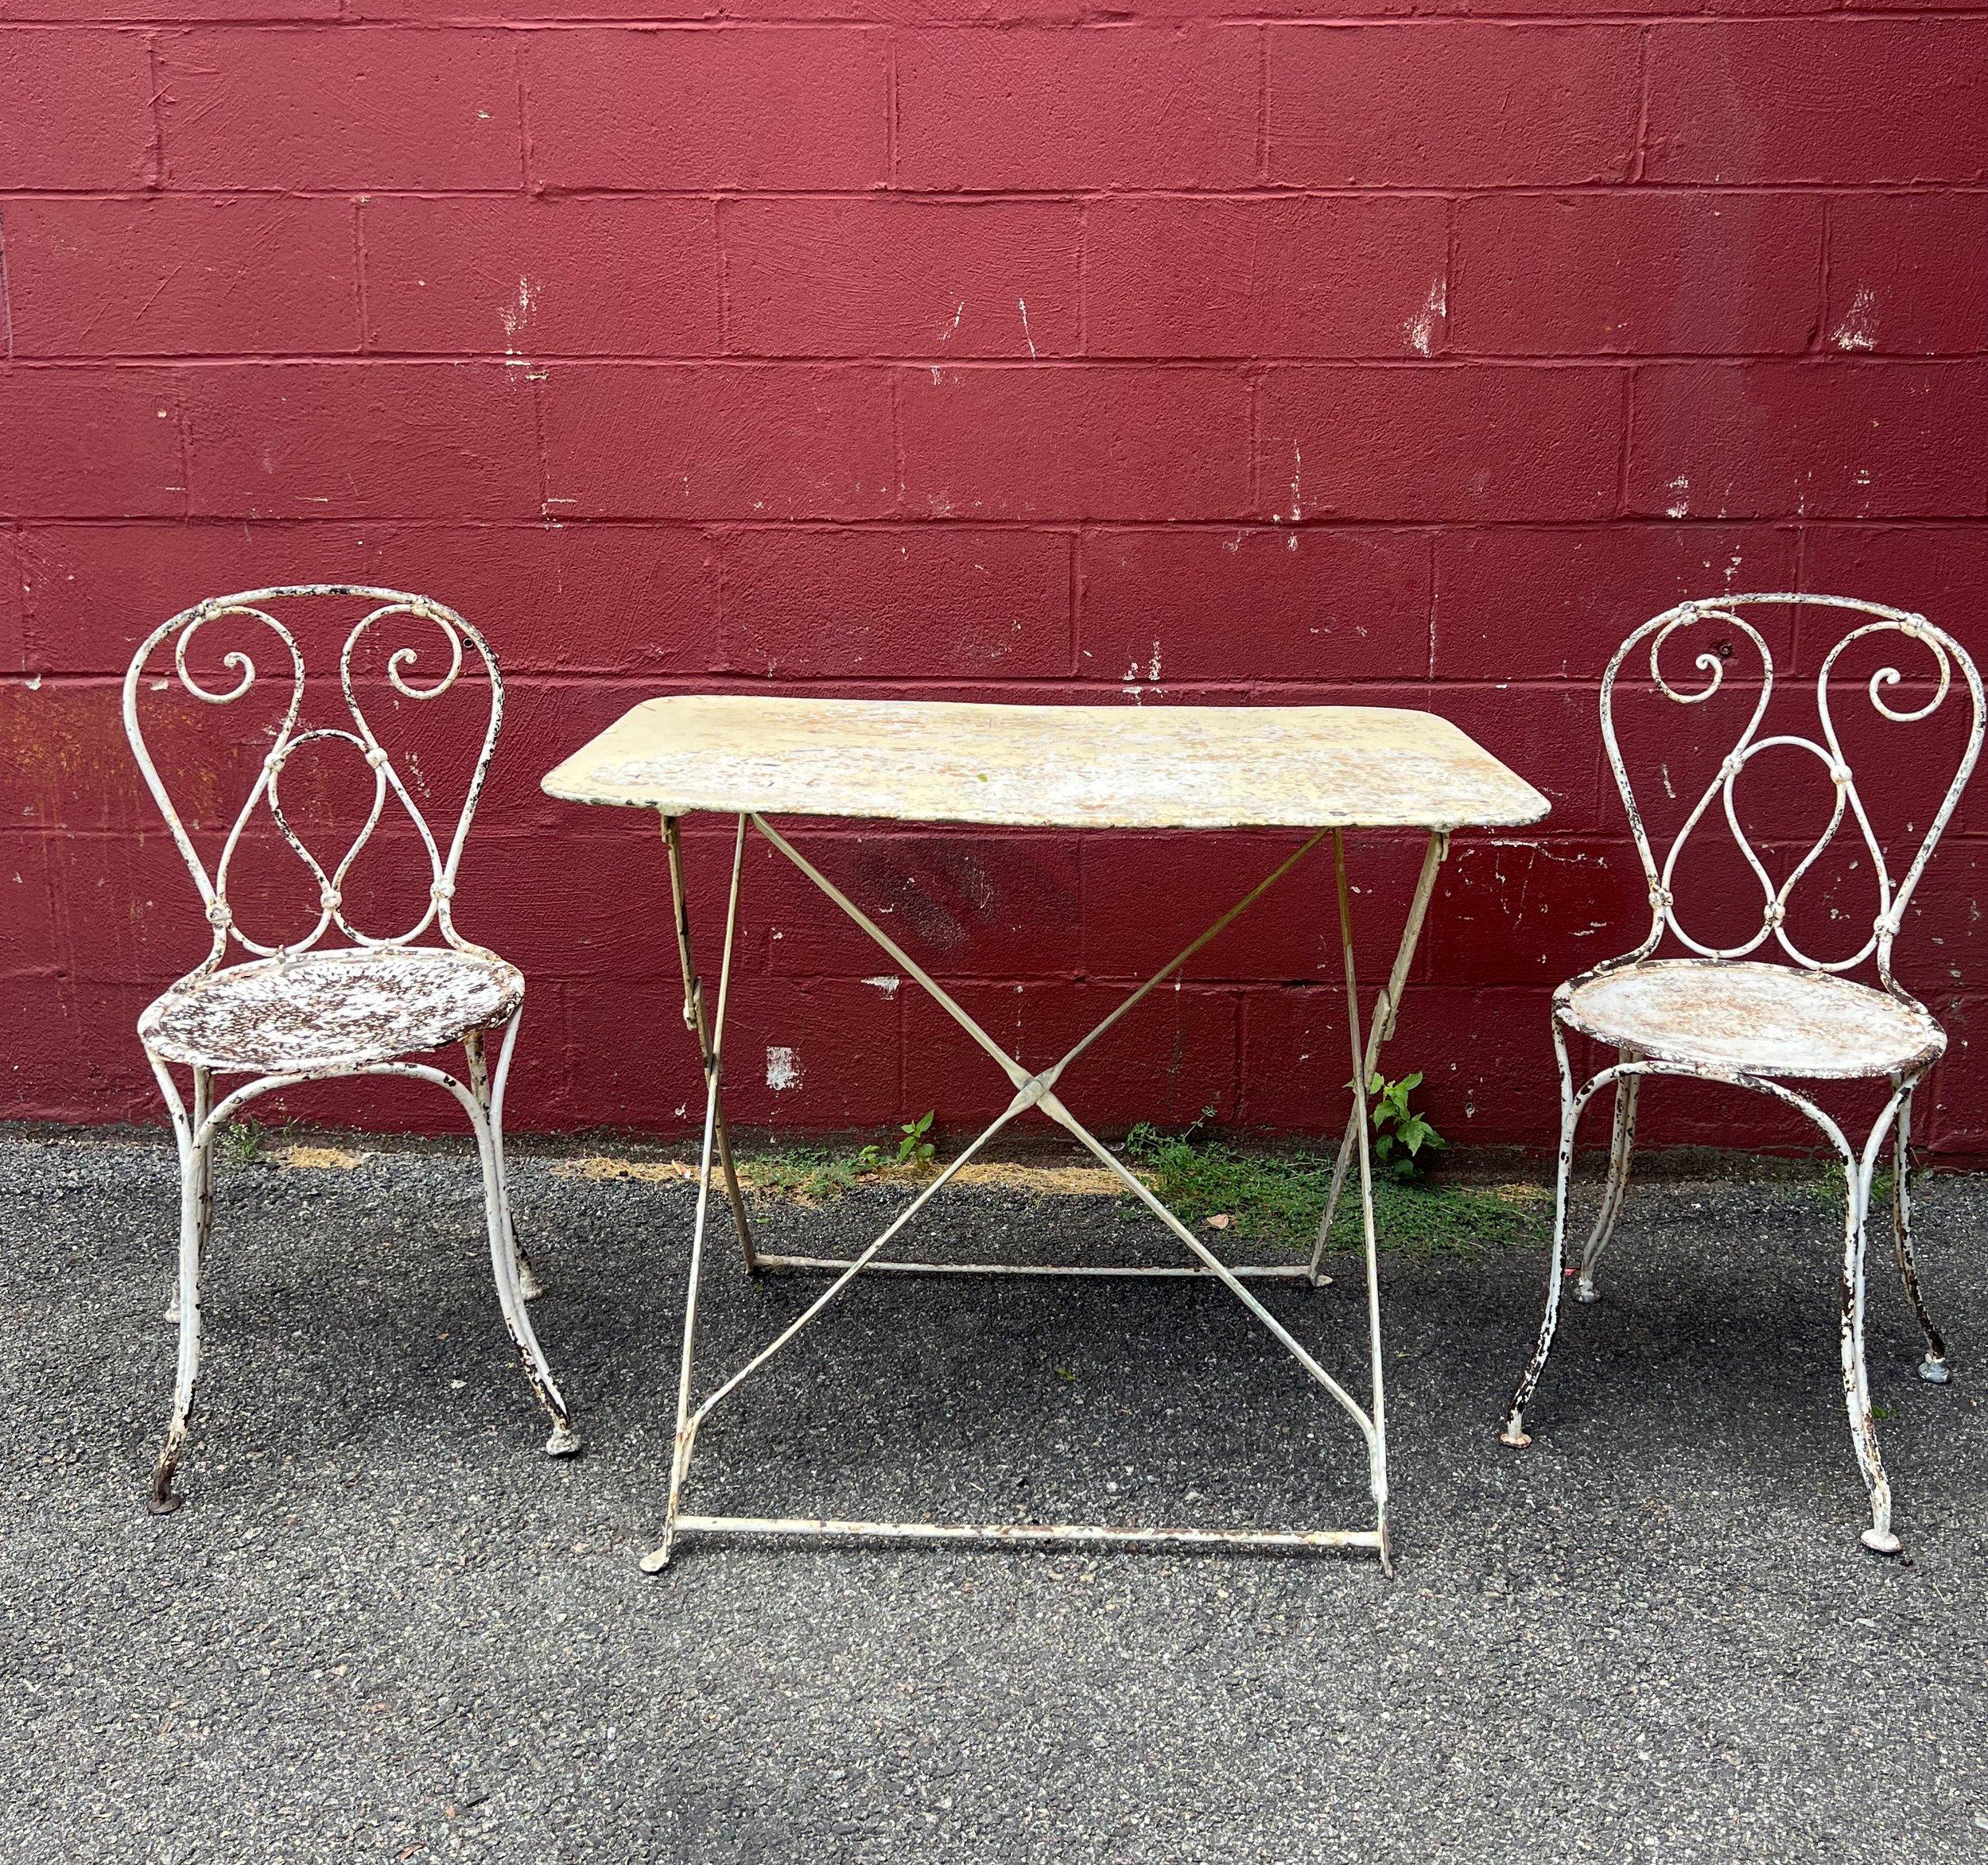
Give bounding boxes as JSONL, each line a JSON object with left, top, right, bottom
{"left": 766, "top": 1044, "right": 802, "bottom": 1091}
{"left": 1405, "top": 277, "right": 1444, "bottom": 357}
{"left": 941, "top": 300, "right": 964, "bottom": 344}
{"left": 862, "top": 973, "right": 902, "bottom": 997}
{"left": 499, "top": 275, "right": 537, "bottom": 355}
{"left": 1018, "top": 297, "right": 1036, "bottom": 359}
{"left": 0, "top": 205, "right": 14, "bottom": 364}
{"left": 1147, "top": 640, "right": 1162, "bottom": 682}
{"left": 1665, "top": 474, "right": 1690, "bottom": 519}
{"left": 1831, "top": 285, "right": 1877, "bottom": 352}
{"left": 1288, "top": 441, "right": 1302, "bottom": 523}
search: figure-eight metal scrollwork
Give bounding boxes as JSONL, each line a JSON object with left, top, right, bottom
{"left": 1500, "top": 594, "right": 1983, "bottom": 1556}
{"left": 124, "top": 587, "right": 577, "bottom": 1513}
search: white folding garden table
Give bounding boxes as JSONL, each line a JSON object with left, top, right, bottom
{"left": 544, "top": 697, "right": 1547, "bottom": 1574}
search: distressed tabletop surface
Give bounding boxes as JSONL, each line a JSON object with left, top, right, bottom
{"left": 542, "top": 696, "right": 1549, "bottom": 832}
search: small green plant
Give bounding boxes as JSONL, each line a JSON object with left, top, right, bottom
{"left": 858, "top": 1109, "right": 937, "bottom": 1171}
{"left": 217, "top": 1117, "right": 267, "bottom": 1170}
{"left": 1362, "top": 1071, "right": 1445, "bottom": 1184}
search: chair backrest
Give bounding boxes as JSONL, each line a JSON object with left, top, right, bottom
{"left": 1600, "top": 593, "right": 1982, "bottom": 993}
{"left": 122, "top": 585, "right": 502, "bottom": 974}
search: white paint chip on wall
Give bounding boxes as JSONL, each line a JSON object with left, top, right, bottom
{"left": 766, "top": 1045, "right": 802, "bottom": 1091}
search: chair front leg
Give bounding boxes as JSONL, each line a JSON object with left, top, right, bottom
{"left": 471, "top": 1013, "right": 579, "bottom": 1457}
{"left": 1838, "top": 1140, "right": 1897, "bottom": 1556}
{"left": 149, "top": 1061, "right": 214, "bottom": 1514}
{"left": 467, "top": 1024, "right": 543, "bottom": 1301}
{"left": 1886, "top": 1081, "right": 1949, "bottom": 1384}
{"left": 1501, "top": 1021, "right": 1586, "bottom": 1447}
{"left": 165, "top": 1067, "right": 214, "bottom": 1323}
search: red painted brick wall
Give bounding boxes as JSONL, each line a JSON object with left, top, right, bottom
{"left": 4, "top": 3, "right": 1986, "bottom": 1157}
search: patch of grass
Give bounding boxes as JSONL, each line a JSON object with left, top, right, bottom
{"left": 1121, "top": 1124, "right": 1543, "bottom": 1259}
{"left": 1804, "top": 1164, "right": 1919, "bottom": 1215}
{"left": 741, "top": 1145, "right": 872, "bottom": 1205}
{"left": 741, "top": 1112, "right": 942, "bottom": 1205}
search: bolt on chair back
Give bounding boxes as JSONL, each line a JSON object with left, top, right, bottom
{"left": 1500, "top": 594, "right": 1982, "bottom": 1555}
{"left": 123, "top": 585, "right": 578, "bottom": 1513}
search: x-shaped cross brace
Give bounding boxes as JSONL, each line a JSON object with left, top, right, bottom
{"left": 643, "top": 812, "right": 1450, "bottom": 1576}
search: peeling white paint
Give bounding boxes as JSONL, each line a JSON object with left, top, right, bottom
{"left": 499, "top": 275, "right": 537, "bottom": 355}
{"left": 1405, "top": 277, "right": 1445, "bottom": 358}
{"left": 1831, "top": 285, "right": 1878, "bottom": 352}
{"left": 1665, "top": 474, "right": 1690, "bottom": 520}
{"left": 1288, "top": 441, "right": 1302, "bottom": 523}
{"left": 766, "top": 1044, "right": 802, "bottom": 1091}
{"left": 862, "top": 974, "right": 902, "bottom": 997}
{"left": 942, "top": 300, "right": 964, "bottom": 344}
{"left": 1018, "top": 298, "right": 1037, "bottom": 359}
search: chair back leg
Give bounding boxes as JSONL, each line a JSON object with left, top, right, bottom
{"left": 1887, "top": 1085, "right": 1949, "bottom": 1382}
{"left": 1575, "top": 1063, "right": 1640, "bottom": 1304}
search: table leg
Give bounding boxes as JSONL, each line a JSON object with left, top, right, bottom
{"left": 1308, "top": 831, "right": 1449, "bottom": 1286}
{"left": 643, "top": 816, "right": 1448, "bottom": 1575}
{"left": 649, "top": 814, "right": 748, "bottom": 1573}
{"left": 663, "top": 814, "right": 755, "bottom": 1273}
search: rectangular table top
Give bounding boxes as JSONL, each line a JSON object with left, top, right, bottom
{"left": 542, "top": 695, "right": 1550, "bottom": 833}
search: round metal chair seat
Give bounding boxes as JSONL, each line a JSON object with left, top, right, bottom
{"left": 1559, "top": 958, "right": 1943, "bottom": 1081}
{"left": 140, "top": 946, "right": 524, "bottom": 1075}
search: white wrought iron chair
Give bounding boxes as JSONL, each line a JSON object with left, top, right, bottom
{"left": 1499, "top": 595, "right": 1982, "bottom": 1556}
{"left": 125, "top": 585, "right": 578, "bottom": 1513}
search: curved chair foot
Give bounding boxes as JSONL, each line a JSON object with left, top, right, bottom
{"left": 1574, "top": 1276, "right": 1599, "bottom": 1305}
{"left": 1918, "top": 1354, "right": 1951, "bottom": 1385}
{"left": 518, "top": 1260, "right": 548, "bottom": 1302}
{"left": 1497, "top": 1421, "right": 1532, "bottom": 1449}
{"left": 1860, "top": 1526, "right": 1902, "bottom": 1556}
{"left": 146, "top": 1485, "right": 184, "bottom": 1517}
{"left": 639, "top": 1538, "right": 674, "bottom": 1576}
{"left": 545, "top": 1423, "right": 582, "bottom": 1457}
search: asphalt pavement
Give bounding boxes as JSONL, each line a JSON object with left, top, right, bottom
{"left": 4, "top": 1128, "right": 1986, "bottom": 1862}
